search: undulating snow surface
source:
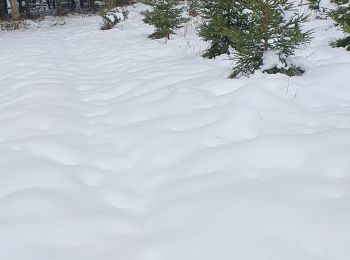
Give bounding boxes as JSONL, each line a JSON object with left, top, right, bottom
{"left": 1, "top": 5, "right": 350, "bottom": 260}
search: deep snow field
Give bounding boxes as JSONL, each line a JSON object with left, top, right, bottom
{"left": 1, "top": 4, "right": 350, "bottom": 260}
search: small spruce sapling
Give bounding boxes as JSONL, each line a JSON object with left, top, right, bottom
{"left": 228, "top": 0, "right": 312, "bottom": 77}
{"left": 99, "top": 0, "right": 127, "bottom": 30}
{"left": 142, "top": 0, "right": 189, "bottom": 39}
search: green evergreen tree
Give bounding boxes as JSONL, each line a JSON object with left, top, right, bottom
{"left": 330, "top": 0, "right": 350, "bottom": 50}
{"left": 142, "top": 0, "right": 189, "bottom": 39}
{"left": 225, "top": 0, "right": 312, "bottom": 77}
{"left": 199, "top": 0, "right": 249, "bottom": 59}
{"left": 99, "top": 2, "right": 126, "bottom": 30}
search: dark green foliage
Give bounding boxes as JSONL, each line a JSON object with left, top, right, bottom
{"left": 199, "top": 0, "right": 250, "bottom": 59}
{"left": 331, "top": 36, "right": 350, "bottom": 50}
{"left": 226, "top": 0, "right": 311, "bottom": 77}
{"left": 142, "top": 0, "right": 189, "bottom": 39}
{"left": 263, "top": 64, "right": 305, "bottom": 76}
{"left": 330, "top": 0, "right": 350, "bottom": 50}
{"left": 330, "top": 0, "right": 350, "bottom": 31}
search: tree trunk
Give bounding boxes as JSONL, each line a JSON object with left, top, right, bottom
{"left": 25, "top": 0, "right": 30, "bottom": 17}
{"left": 9, "top": 0, "right": 20, "bottom": 20}
{"left": 4, "top": 0, "right": 9, "bottom": 14}
{"left": 70, "top": 0, "right": 75, "bottom": 11}
{"left": 0, "top": 0, "right": 7, "bottom": 19}
{"left": 263, "top": 0, "right": 270, "bottom": 51}
{"left": 55, "top": 0, "right": 62, "bottom": 16}
{"left": 18, "top": 0, "right": 23, "bottom": 14}
{"left": 88, "top": 0, "right": 94, "bottom": 11}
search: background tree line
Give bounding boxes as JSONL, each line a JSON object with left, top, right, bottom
{"left": 0, "top": 0, "right": 133, "bottom": 20}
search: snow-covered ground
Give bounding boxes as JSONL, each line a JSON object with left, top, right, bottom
{"left": 1, "top": 5, "right": 350, "bottom": 260}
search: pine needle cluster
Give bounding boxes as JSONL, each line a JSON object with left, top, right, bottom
{"left": 330, "top": 0, "right": 350, "bottom": 50}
